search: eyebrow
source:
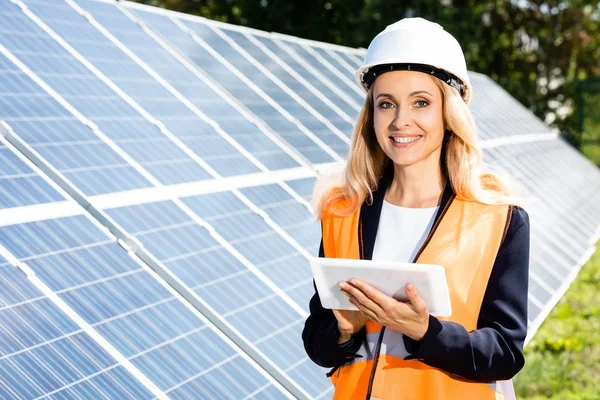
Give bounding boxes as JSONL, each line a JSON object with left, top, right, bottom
{"left": 375, "top": 90, "right": 433, "bottom": 100}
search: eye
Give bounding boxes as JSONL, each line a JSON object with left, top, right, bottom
{"left": 378, "top": 101, "right": 394, "bottom": 109}
{"left": 415, "top": 100, "right": 429, "bottom": 108}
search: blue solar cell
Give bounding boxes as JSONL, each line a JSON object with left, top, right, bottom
{"left": 285, "top": 177, "right": 317, "bottom": 202}
{"left": 0, "top": 2, "right": 213, "bottom": 187}
{"left": 312, "top": 46, "right": 355, "bottom": 77}
{"left": 0, "top": 142, "right": 65, "bottom": 208}
{"left": 221, "top": 29, "right": 355, "bottom": 137}
{"left": 130, "top": 7, "right": 336, "bottom": 164}
{"left": 24, "top": 0, "right": 279, "bottom": 178}
{"left": 239, "top": 184, "right": 320, "bottom": 250}
{"left": 79, "top": 0, "right": 302, "bottom": 173}
{"left": 254, "top": 35, "right": 361, "bottom": 119}
{"left": 179, "top": 20, "right": 349, "bottom": 152}
{"left": 106, "top": 198, "right": 331, "bottom": 398}
{"left": 0, "top": 54, "right": 154, "bottom": 196}
{"left": 0, "top": 216, "right": 284, "bottom": 397}
{"left": 0, "top": 256, "right": 154, "bottom": 400}
{"left": 277, "top": 39, "right": 366, "bottom": 106}
{"left": 469, "top": 73, "right": 552, "bottom": 139}
{"left": 333, "top": 49, "right": 363, "bottom": 69}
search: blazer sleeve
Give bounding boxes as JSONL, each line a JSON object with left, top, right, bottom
{"left": 403, "top": 206, "right": 530, "bottom": 381}
{"left": 302, "top": 240, "right": 366, "bottom": 368}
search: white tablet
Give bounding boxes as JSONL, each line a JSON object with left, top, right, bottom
{"left": 309, "top": 257, "right": 452, "bottom": 317}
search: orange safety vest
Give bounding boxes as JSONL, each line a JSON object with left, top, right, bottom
{"left": 322, "top": 195, "right": 512, "bottom": 400}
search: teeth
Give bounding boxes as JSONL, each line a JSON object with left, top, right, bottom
{"left": 392, "top": 136, "right": 421, "bottom": 143}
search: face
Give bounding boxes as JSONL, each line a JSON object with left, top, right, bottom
{"left": 372, "top": 70, "right": 445, "bottom": 168}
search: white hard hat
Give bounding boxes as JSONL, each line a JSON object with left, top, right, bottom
{"left": 356, "top": 17, "right": 471, "bottom": 103}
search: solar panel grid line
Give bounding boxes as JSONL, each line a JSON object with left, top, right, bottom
{"left": 494, "top": 157, "right": 578, "bottom": 253}
{"left": 3, "top": 198, "right": 303, "bottom": 398}
{"left": 263, "top": 29, "right": 365, "bottom": 57}
{"left": 0, "top": 38, "right": 160, "bottom": 189}
{"left": 17, "top": 0, "right": 230, "bottom": 186}
{"left": 248, "top": 32, "right": 364, "bottom": 112}
{"left": 0, "top": 219, "right": 296, "bottom": 400}
{"left": 5, "top": 109, "right": 315, "bottom": 342}
{"left": 525, "top": 242, "right": 597, "bottom": 345}
{"left": 510, "top": 143, "right": 595, "bottom": 247}
{"left": 113, "top": 3, "right": 317, "bottom": 172}
{"left": 88, "top": 165, "right": 317, "bottom": 211}
{"left": 528, "top": 268, "right": 558, "bottom": 297}
{"left": 64, "top": 0, "right": 313, "bottom": 177}
{"left": 344, "top": 53, "right": 364, "bottom": 67}
{"left": 4, "top": 115, "right": 316, "bottom": 396}
{"left": 527, "top": 292, "right": 544, "bottom": 310}
{"left": 196, "top": 20, "right": 363, "bottom": 114}
{"left": 237, "top": 29, "right": 359, "bottom": 124}
{"left": 171, "top": 196, "right": 310, "bottom": 317}
{"left": 480, "top": 133, "right": 559, "bottom": 148}
{"left": 540, "top": 144, "right": 600, "bottom": 237}
{"left": 5, "top": 114, "right": 312, "bottom": 323}
{"left": 119, "top": 2, "right": 338, "bottom": 165}
{"left": 104, "top": 210, "right": 310, "bottom": 400}
{"left": 471, "top": 72, "right": 553, "bottom": 133}
{"left": 165, "top": 15, "right": 345, "bottom": 163}
{"left": 271, "top": 33, "right": 365, "bottom": 97}
{"left": 207, "top": 26, "right": 353, "bottom": 146}
{"left": 271, "top": 39, "right": 367, "bottom": 111}
{"left": 319, "top": 48, "right": 358, "bottom": 76}
{"left": 0, "top": 244, "right": 170, "bottom": 400}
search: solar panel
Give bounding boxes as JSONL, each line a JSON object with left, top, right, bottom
{"left": 103, "top": 197, "right": 331, "bottom": 397}
{"left": 127, "top": 6, "right": 342, "bottom": 164}
{"left": 215, "top": 28, "right": 356, "bottom": 137}
{"left": 0, "top": 139, "right": 64, "bottom": 208}
{"left": 0, "top": 213, "right": 292, "bottom": 399}
{"left": 0, "top": 254, "right": 159, "bottom": 400}
{"left": 271, "top": 36, "right": 366, "bottom": 106}
{"left": 1, "top": 0, "right": 599, "bottom": 398}
{"left": 0, "top": 49, "right": 153, "bottom": 195}
{"left": 0, "top": 0, "right": 214, "bottom": 187}
{"left": 61, "top": 0, "right": 305, "bottom": 176}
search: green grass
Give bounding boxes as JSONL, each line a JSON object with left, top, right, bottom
{"left": 581, "top": 144, "right": 600, "bottom": 168}
{"left": 514, "top": 241, "right": 600, "bottom": 399}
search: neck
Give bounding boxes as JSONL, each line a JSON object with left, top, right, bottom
{"left": 386, "top": 159, "right": 446, "bottom": 208}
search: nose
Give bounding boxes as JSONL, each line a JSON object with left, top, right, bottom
{"left": 389, "top": 103, "right": 412, "bottom": 130}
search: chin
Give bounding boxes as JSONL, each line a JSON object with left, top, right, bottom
{"left": 386, "top": 154, "right": 422, "bottom": 168}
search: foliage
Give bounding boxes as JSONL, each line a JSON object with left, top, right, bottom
{"left": 514, "top": 242, "right": 600, "bottom": 399}
{"left": 579, "top": 78, "right": 600, "bottom": 166}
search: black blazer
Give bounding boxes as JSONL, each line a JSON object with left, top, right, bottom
{"left": 302, "top": 177, "right": 530, "bottom": 382}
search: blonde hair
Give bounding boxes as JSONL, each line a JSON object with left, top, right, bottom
{"left": 314, "top": 76, "right": 522, "bottom": 219}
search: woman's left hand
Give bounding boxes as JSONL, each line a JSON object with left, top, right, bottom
{"left": 339, "top": 278, "right": 430, "bottom": 341}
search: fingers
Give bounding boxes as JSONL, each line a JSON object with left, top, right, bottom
{"left": 405, "top": 284, "right": 428, "bottom": 315}
{"left": 348, "top": 279, "right": 388, "bottom": 305}
{"left": 339, "top": 280, "right": 385, "bottom": 316}
{"left": 349, "top": 297, "right": 378, "bottom": 320}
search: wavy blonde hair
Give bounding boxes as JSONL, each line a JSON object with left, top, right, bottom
{"left": 314, "top": 76, "right": 522, "bottom": 219}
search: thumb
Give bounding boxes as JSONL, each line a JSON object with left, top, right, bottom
{"left": 406, "top": 284, "right": 427, "bottom": 313}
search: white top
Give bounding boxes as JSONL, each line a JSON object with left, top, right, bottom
{"left": 372, "top": 200, "right": 439, "bottom": 263}
{"left": 370, "top": 200, "right": 440, "bottom": 358}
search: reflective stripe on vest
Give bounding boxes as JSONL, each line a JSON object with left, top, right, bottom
{"left": 322, "top": 197, "right": 513, "bottom": 400}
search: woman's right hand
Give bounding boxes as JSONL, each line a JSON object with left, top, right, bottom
{"left": 333, "top": 309, "right": 369, "bottom": 344}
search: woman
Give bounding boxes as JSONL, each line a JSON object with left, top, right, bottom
{"left": 302, "top": 18, "right": 530, "bottom": 400}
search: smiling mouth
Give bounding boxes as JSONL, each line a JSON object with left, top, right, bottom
{"left": 390, "top": 136, "right": 422, "bottom": 143}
